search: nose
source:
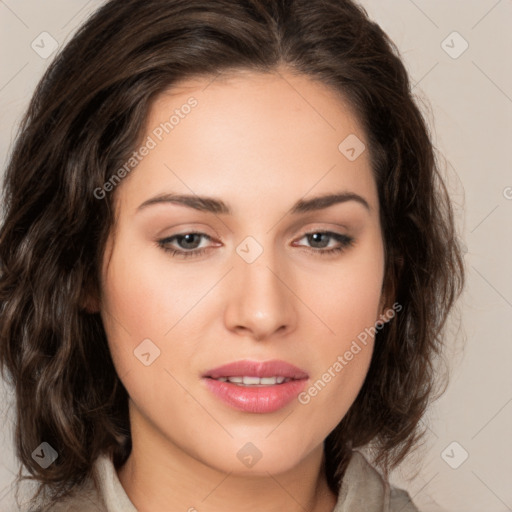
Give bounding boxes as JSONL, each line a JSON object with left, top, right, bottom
{"left": 223, "top": 249, "right": 297, "bottom": 341}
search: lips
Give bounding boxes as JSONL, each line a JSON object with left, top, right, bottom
{"left": 201, "top": 359, "right": 309, "bottom": 413}
{"left": 202, "top": 359, "right": 309, "bottom": 380}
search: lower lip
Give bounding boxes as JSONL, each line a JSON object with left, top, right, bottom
{"left": 203, "top": 378, "right": 308, "bottom": 413}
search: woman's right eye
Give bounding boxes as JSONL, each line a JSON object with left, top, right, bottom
{"left": 156, "top": 232, "right": 214, "bottom": 258}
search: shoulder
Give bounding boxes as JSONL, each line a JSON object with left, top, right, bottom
{"left": 19, "top": 481, "right": 107, "bottom": 512}
{"left": 19, "top": 458, "right": 109, "bottom": 512}
{"left": 333, "top": 450, "right": 420, "bottom": 512}
{"left": 42, "top": 486, "right": 107, "bottom": 512}
{"left": 21, "top": 453, "right": 137, "bottom": 512}
{"left": 389, "top": 485, "right": 420, "bottom": 512}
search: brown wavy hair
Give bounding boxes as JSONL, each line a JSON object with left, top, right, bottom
{"left": 0, "top": 0, "right": 465, "bottom": 509}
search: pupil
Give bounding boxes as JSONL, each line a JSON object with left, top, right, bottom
{"left": 309, "top": 233, "right": 328, "bottom": 248}
{"left": 180, "top": 234, "right": 200, "bottom": 249}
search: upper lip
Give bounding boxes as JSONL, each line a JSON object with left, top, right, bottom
{"left": 203, "top": 359, "right": 309, "bottom": 379}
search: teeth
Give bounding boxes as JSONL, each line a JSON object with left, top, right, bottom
{"left": 214, "top": 376, "right": 291, "bottom": 386}
{"left": 243, "top": 376, "right": 260, "bottom": 385}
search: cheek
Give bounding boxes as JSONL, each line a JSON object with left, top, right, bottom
{"left": 99, "top": 238, "right": 219, "bottom": 392}
{"left": 294, "top": 241, "right": 384, "bottom": 421}
{"left": 297, "top": 299, "right": 377, "bottom": 437}
{"left": 308, "top": 246, "right": 385, "bottom": 341}
{"left": 100, "top": 240, "right": 208, "bottom": 341}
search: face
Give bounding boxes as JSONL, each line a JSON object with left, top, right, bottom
{"left": 98, "top": 68, "right": 387, "bottom": 476}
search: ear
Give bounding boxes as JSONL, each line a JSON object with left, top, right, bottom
{"left": 375, "top": 294, "right": 390, "bottom": 328}
{"left": 375, "top": 253, "right": 403, "bottom": 327}
{"left": 79, "top": 280, "right": 101, "bottom": 314}
{"left": 375, "top": 276, "right": 396, "bottom": 328}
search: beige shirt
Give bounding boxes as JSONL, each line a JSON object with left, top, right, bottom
{"left": 33, "top": 451, "right": 419, "bottom": 511}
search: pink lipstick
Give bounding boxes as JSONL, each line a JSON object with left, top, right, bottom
{"left": 202, "top": 359, "right": 309, "bottom": 414}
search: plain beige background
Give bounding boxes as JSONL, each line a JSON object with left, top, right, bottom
{"left": 0, "top": 1, "right": 511, "bottom": 511}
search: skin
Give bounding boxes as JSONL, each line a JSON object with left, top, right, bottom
{"left": 96, "top": 67, "right": 388, "bottom": 512}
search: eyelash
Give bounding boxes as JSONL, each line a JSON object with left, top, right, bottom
{"left": 156, "top": 231, "right": 355, "bottom": 259}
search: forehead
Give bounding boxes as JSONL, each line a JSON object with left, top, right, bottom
{"left": 115, "top": 68, "right": 377, "bottom": 217}
{"left": 149, "top": 68, "right": 362, "bottom": 138}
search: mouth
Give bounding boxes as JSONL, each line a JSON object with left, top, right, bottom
{"left": 206, "top": 375, "right": 297, "bottom": 386}
{"left": 201, "top": 359, "right": 309, "bottom": 413}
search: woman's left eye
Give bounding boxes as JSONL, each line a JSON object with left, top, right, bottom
{"left": 293, "top": 231, "right": 355, "bottom": 256}
{"left": 157, "top": 230, "right": 355, "bottom": 259}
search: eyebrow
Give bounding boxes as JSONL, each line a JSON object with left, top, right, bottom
{"left": 136, "top": 191, "right": 371, "bottom": 215}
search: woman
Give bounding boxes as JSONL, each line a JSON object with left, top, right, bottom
{"left": 0, "top": 0, "right": 465, "bottom": 510}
